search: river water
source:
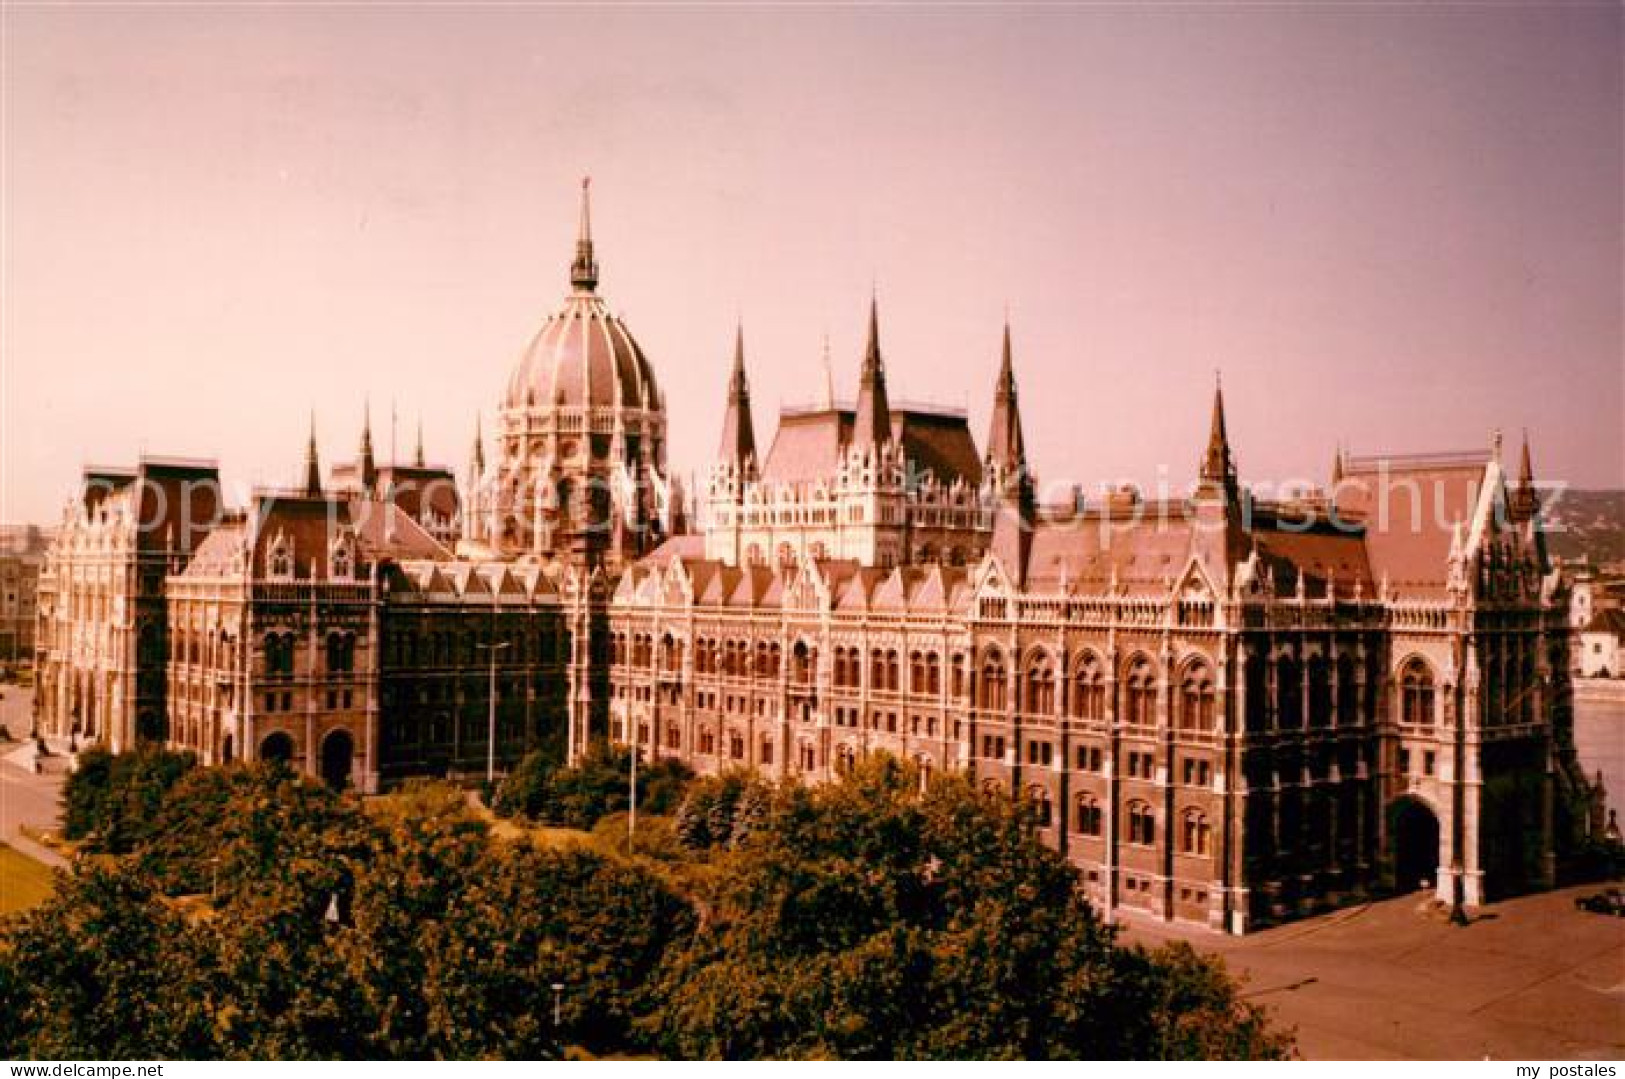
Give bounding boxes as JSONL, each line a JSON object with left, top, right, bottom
{"left": 1574, "top": 679, "right": 1625, "bottom": 825}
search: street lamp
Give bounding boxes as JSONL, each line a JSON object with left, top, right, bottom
{"left": 475, "top": 640, "right": 511, "bottom": 786}
{"left": 628, "top": 738, "right": 638, "bottom": 855}
{"left": 551, "top": 982, "right": 564, "bottom": 1029}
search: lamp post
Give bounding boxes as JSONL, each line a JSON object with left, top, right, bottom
{"left": 551, "top": 982, "right": 564, "bottom": 1030}
{"left": 476, "top": 640, "right": 511, "bottom": 786}
{"left": 628, "top": 738, "right": 638, "bottom": 855}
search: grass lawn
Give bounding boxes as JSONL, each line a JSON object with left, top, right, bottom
{"left": 0, "top": 842, "right": 56, "bottom": 915}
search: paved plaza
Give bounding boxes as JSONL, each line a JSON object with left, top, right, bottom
{"left": 1123, "top": 885, "right": 1625, "bottom": 1060}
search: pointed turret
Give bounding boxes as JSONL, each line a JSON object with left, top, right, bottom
{"left": 1198, "top": 373, "right": 1238, "bottom": 499}
{"left": 303, "top": 412, "right": 322, "bottom": 497}
{"left": 470, "top": 413, "right": 486, "bottom": 479}
{"left": 852, "top": 294, "right": 892, "bottom": 450}
{"left": 414, "top": 417, "right": 426, "bottom": 468}
{"left": 985, "top": 319, "right": 1035, "bottom": 586}
{"left": 1331, "top": 443, "right": 1344, "bottom": 487}
{"left": 570, "top": 176, "right": 598, "bottom": 292}
{"left": 717, "top": 323, "right": 758, "bottom": 475}
{"left": 985, "top": 320, "right": 1027, "bottom": 477}
{"left": 1511, "top": 429, "right": 1540, "bottom": 522}
{"left": 359, "top": 401, "right": 377, "bottom": 491}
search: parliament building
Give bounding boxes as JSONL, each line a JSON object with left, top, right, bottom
{"left": 33, "top": 184, "right": 1595, "bottom": 932}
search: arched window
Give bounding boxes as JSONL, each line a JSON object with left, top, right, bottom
{"left": 1071, "top": 654, "right": 1106, "bottom": 720}
{"left": 1073, "top": 794, "right": 1103, "bottom": 837}
{"left": 1027, "top": 785, "right": 1053, "bottom": 828}
{"left": 1126, "top": 801, "right": 1156, "bottom": 846}
{"left": 325, "top": 632, "right": 354, "bottom": 674}
{"left": 268, "top": 538, "right": 293, "bottom": 581}
{"left": 925, "top": 653, "right": 941, "bottom": 695}
{"left": 1336, "top": 653, "right": 1358, "bottom": 726}
{"left": 886, "top": 650, "right": 900, "bottom": 692}
{"left": 1025, "top": 652, "right": 1055, "bottom": 715}
{"left": 1181, "top": 810, "right": 1212, "bottom": 856}
{"left": 1400, "top": 658, "right": 1436, "bottom": 726}
{"left": 980, "top": 649, "right": 1007, "bottom": 711}
{"left": 1308, "top": 654, "right": 1331, "bottom": 727}
{"left": 1176, "top": 661, "right": 1215, "bottom": 732}
{"left": 792, "top": 642, "right": 815, "bottom": 685}
{"left": 264, "top": 632, "right": 293, "bottom": 677}
{"left": 910, "top": 651, "right": 926, "bottom": 694}
{"left": 1244, "top": 651, "right": 1268, "bottom": 731}
{"left": 330, "top": 541, "right": 353, "bottom": 581}
{"left": 871, "top": 649, "right": 886, "bottom": 690}
{"left": 1276, "top": 654, "right": 1302, "bottom": 728}
{"left": 1124, "top": 656, "right": 1157, "bottom": 727}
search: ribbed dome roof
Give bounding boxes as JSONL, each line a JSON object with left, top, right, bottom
{"left": 504, "top": 292, "right": 661, "bottom": 411}
{"left": 502, "top": 178, "right": 662, "bottom": 414}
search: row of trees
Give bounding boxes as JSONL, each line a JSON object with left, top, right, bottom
{"left": 0, "top": 748, "right": 1294, "bottom": 1059}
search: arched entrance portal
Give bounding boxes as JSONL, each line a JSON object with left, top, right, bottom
{"left": 259, "top": 731, "right": 295, "bottom": 765}
{"left": 320, "top": 730, "right": 354, "bottom": 791}
{"left": 1390, "top": 797, "right": 1440, "bottom": 894}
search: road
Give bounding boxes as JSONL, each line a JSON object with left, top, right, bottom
{"left": 0, "top": 686, "right": 67, "bottom": 869}
{"left": 1120, "top": 885, "right": 1625, "bottom": 1060}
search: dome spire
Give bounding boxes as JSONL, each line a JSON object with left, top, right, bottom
{"left": 570, "top": 176, "right": 598, "bottom": 292}
{"left": 414, "top": 415, "right": 425, "bottom": 468}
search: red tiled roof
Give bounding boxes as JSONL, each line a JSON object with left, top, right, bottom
{"left": 1335, "top": 454, "right": 1489, "bottom": 595}
{"left": 760, "top": 406, "right": 981, "bottom": 486}
{"left": 1584, "top": 608, "right": 1625, "bottom": 636}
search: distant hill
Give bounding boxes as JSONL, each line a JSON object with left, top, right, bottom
{"left": 1544, "top": 489, "right": 1625, "bottom": 566}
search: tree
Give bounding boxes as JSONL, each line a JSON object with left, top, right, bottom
{"left": 419, "top": 844, "right": 694, "bottom": 1057}
{"left": 646, "top": 754, "right": 1292, "bottom": 1060}
{"left": 0, "top": 861, "right": 218, "bottom": 1058}
{"left": 345, "top": 780, "right": 495, "bottom": 1058}
{"left": 61, "top": 745, "right": 197, "bottom": 852}
{"left": 496, "top": 742, "right": 693, "bottom": 831}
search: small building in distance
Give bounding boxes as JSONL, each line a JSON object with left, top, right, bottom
{"left": 0, "top": 525, "right": 52, "bottom": 669}
{"left": 1578, "top": 608, "right": 1625, "bottom": 678}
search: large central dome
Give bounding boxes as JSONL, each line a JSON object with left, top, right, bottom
{"left": 502, "top": 179, "right": 662, "bottom": 414}
{"left": 504, "top": 292, "right": 661, "bottom": 412}
{"left": 470, "top": 179, "right": 672, "bottom": 569}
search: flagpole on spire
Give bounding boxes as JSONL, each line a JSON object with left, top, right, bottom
{"left": 571, "top": 175, "right": 598, "bottom": 291}
{"left": 821, "top": 331, "right": 835, "bottom": 410}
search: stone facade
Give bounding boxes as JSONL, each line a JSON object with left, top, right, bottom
{"left": 0, "top": 526, "right": 50, "bottom": 669}
{"left": 31, "top": 186, "right": 1590, "bottom": 932}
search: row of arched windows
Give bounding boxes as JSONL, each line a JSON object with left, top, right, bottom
{"left": 684, "top": 636, "right": 783, "bottom": 678}
{"left": 1053, "top": 793, "right": 1211, "bottom": 855}
{"left": 974, "top": 649, "right": 1218, "bottom": 733}
{"left": 386, "top": 625, "right": 566, "bottom": 669}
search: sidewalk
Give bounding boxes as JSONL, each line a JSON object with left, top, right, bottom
{"left": 0, "top": 748, "right": 69, "bottom": 870}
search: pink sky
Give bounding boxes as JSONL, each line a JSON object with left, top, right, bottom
{"left": 3, "top": 5, "right": 1620, "bottom": 525}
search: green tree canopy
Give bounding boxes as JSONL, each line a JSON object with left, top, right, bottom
{"left": 645, "top": 755, "right": 1292, "bottom": 1060}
